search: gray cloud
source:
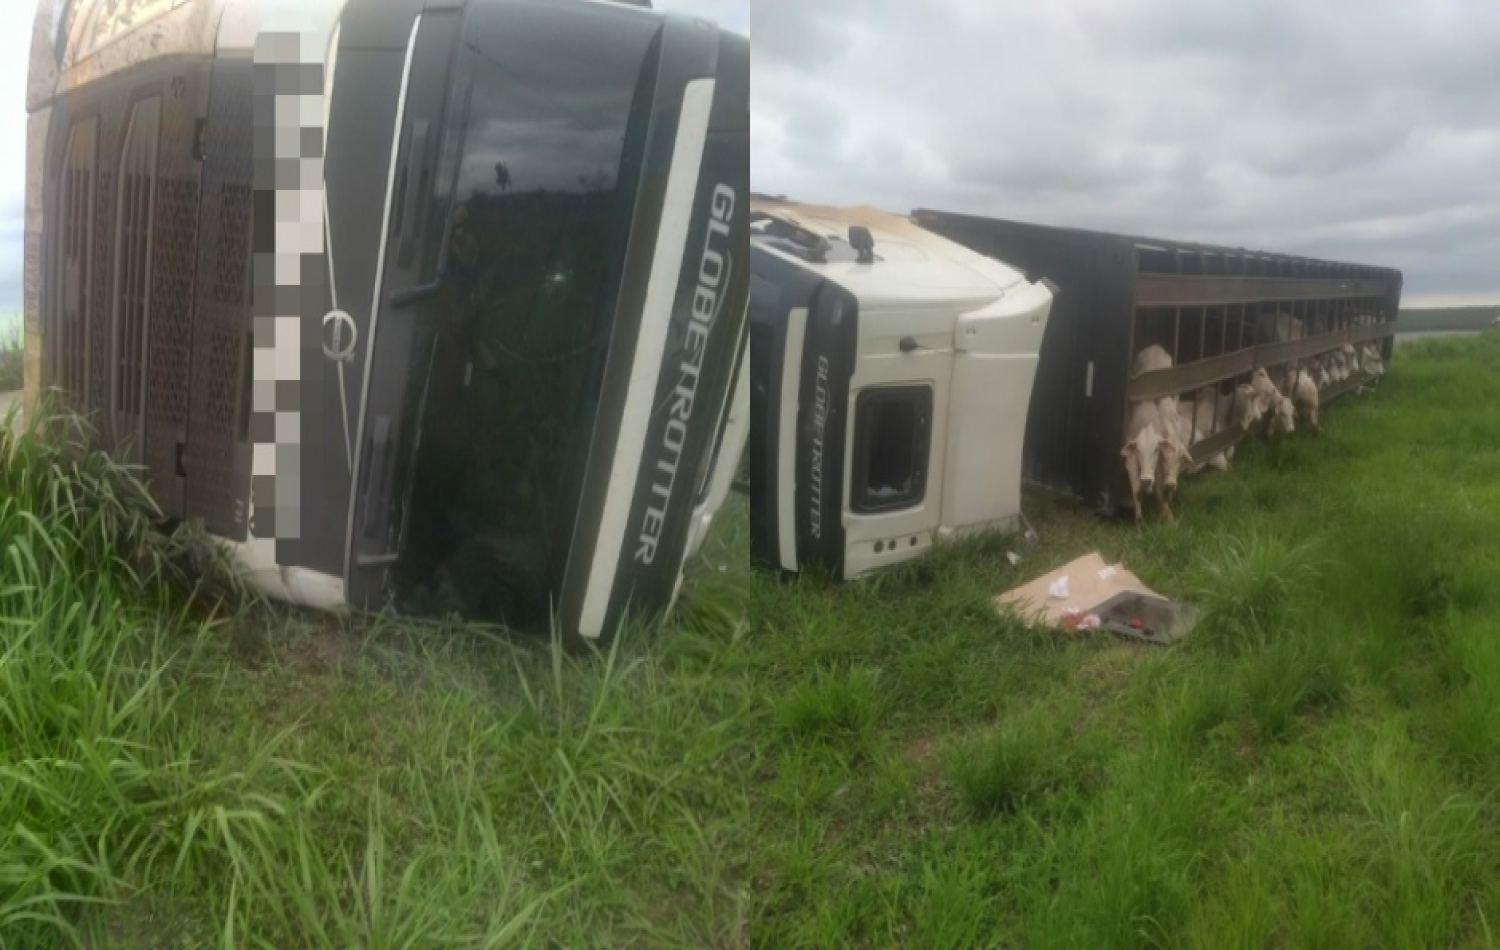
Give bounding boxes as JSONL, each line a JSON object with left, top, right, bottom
{"left": 752, "top": 0, "right": 1500, "bottom": 304}
{"left": 748, "top": 1, "right": 841, "bottom": 66}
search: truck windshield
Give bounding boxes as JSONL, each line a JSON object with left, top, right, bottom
{"left": 391, "top": 1, "right": 661, "bottom": 629}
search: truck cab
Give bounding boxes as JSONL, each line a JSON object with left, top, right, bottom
{"left": 748, "top": 198, "right": 1052, "bottom": 579}
{"left": 28, "top": 0, "right": 748, "bottom": 640}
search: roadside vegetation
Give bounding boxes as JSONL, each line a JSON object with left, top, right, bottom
{"left": 744, "top": 332, "right": 1500, "bottom": 946}
{"left": 1398, "top": 304, "right": 1500, "bottom": 331}
{"left": 0, "top": 317, "right": 22, "bottom": 393}
{"left": 1, "top": 402, "right": 751, "bottom": 948}
{"left": 4, "top": 333, "right": 1500, "bottom": 947}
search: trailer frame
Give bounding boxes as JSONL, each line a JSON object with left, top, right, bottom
{"left": 912, "top": 209, "right": 1402, "bottom": 512}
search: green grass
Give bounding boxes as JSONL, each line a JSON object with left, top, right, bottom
{"left": 7, "top": 336, "right": 1500, "bottom": 946}
{"left": 1, "top": 401, "right": 756, "bottom": 947}
{"left": 740, "top": 332, "right": 1500, "bottom": 946}
{"left": 0, "top": 316, "right": 21, "bottom": 393}
{"left": 1398, "top": 305, "right": 1500, "bottom": 332}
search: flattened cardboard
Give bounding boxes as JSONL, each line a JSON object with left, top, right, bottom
{"left": 996, "top": 551, "right": 1162, "bottom": 627}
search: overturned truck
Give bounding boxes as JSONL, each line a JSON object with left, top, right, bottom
{"left": 913, "top": 210, "right": 1402, "bottom": 514}
{"left": 24, "top": 0, "right": 750, "bottom": 640}
{"left": 748, "top": 198, "right": 1054, "bottom": 579}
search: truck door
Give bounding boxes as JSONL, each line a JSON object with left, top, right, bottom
{"left": 342, "top": 9, "right": 461, "bottom": 595}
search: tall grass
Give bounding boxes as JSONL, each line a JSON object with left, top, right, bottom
{"left": 1192, "top": 530, "right": 1326, "bottom": 649}
{"left": 1, "top": 402, "right": 754, "bottom": 946}
{"left": 0, "top": 316, "right": 20, "bottom": 393}
{"left": 748, "top": 333, "right": 1500, "bottom": 946}
{"left": 1, "top": 401, "right": 224, "bottom": 944}
{"left": 8, "top": 334, "right": 1500, "bottom": 946}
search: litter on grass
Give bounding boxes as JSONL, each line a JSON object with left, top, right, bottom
{"left": 996, "top": 551, "right": 1196, "bottom": 645}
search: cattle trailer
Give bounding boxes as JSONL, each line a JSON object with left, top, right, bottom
{"left": 24, "top": 0, "right": 750, "bottom": 640}
{"left": 912, "top": 210, "right": 1402, "bottom": 513}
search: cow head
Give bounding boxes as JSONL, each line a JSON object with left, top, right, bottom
{"left": 1271, "top": 394, "right": 1296, "bottom": 435}
{"left": 1122, "top": 421, "right": 1164, "bottom": 494}
{"left": 1158, "top": 436, "right": 1191, "bottom": 501}
{"left": 1233, "top": 383, "right": 1263, "bottom": 428}
{"left": 1249, "top": 368, "right": 1282, "bottom": 420}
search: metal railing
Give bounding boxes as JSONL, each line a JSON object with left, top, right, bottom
{"left": 1134, "top": 274, "right": 1395, "bottom": 308}
{"left": 1127, "top": 321, "right": 1394, "bottom": 403}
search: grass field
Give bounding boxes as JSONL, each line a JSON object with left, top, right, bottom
{"left": 5, "top": 334, "right": 1500, "bottom": 947}
{"left": 0, "top": 316, "right": 21, "bottom": 393}
{"left": 1398, "top": 305, "right": 1500, "bottom": 331}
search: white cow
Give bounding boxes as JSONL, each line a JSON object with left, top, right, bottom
{"left": 1330, "top": 351, "right": 1348, "bottom": 382}
{"left": 1122, "top": 399, "right": 1187, "bottom": 524}
{"left": 1125, "top": 344, "right": 1193, "bottom": 519}
{"left": 1269, "top": 391, "right": 1297, "bottom": 435}
{"left": 1250, "top": 367, "right": 1278, "bottom": 414}
{"left": 1232, "top": 383, "right": 1263, "bottom": 432}
{"left": 1125, "top": 343, "right": 1195, "bottom": 522}
{"left": 1291, "top": 369, "right": 1321, "bottom": 434}
{"left": 1261, "top": 311, "right": 1305, "bottom": 343}
{"left": 1210, "top": 383, "right": 1263, "bottom": 466}
{"left": 1177, "top": 390, "right": 1230, "bottom": 474}
{"left": 1343, "top": 342, "right": 1361, "bottom": 376}
{"left": 1251, "top": 367, "right": 1296, "bottom": 436}
{"left": 1131, "top": 344, "right": 1182, "bottom": 423}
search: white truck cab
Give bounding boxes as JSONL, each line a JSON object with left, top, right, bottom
{"left": 748, "top": 197, "right": 1053, "bottom": 578}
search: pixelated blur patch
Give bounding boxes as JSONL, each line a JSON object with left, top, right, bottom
{"left": 249, "top": 32, "right": 326, "bottom": 547}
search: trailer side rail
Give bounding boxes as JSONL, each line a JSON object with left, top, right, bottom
{"left": 1126, "top": 321, "right": 1395, "bottom": 402}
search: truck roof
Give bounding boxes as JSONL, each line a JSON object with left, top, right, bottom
{"left": 750, "top": 195, "right": 1030, "bottom": 309}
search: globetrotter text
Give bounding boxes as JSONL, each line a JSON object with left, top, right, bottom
{"left": 635, "top": 183, "right": 736, "bottom": 566}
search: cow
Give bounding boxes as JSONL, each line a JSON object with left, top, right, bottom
{"left": 1123, "top": 398, "right": 1188, "bottom": 524}
{"left": 1291, "top": 368, "right": 1321, "bottom": 435}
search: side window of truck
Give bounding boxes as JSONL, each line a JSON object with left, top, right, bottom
{"left": 850, "top": 384, "right": 932, "bottom": 513}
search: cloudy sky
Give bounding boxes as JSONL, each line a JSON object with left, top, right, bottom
{"left": 752, "top": 0, "right": 1500, "bottom": 306}
{"left": 0, "top": 0, "right": 745, "bottom": 332}
{"left": 0, "top": 4, "right": 30, "bottom": 327}
{"left": 12, "top": 2, "right": 1489, "bottom": 317}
